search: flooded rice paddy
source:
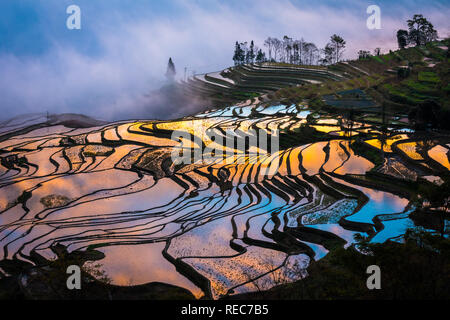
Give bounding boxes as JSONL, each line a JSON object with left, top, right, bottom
{"left": 0, "top": 103, "right": 449, "bottom": 299}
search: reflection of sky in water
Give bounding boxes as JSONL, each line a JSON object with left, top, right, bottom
{"left": 307, "top": 223, "right": 366, "bottom": 247}
{"left": 1, "top": 228, "right": 24, "bottom": 260}
{"left": 232, "top": 186, "right": 290, "bottom": 241}
{"left": 323, "top": 140, "right": 374, "bottom": 175}
{"left": 2, "top": 110, "right": 438, "bottom": 299}
{"left": 258, "top": 105, "right": 288, "bottom": 115}
{"left": 302, "top": 142, "right": 327, "bottom": 175}
{"left": 347, "top": 190, "right": 408, "bottom": 224}
{"left": 225, "top": 106, "right": 253, "bottom": 117}
{"left": 428, "top": 145, "right": 450, "bottom": 170}
{"left": 300, "top": 240, "right": 329, "bottom": 260}
{"left": 183, "top": 245, "right": 287, "bottom": 299}
{"left": 370, "top": 218, "right": 414, "bottom": 243}
{"left": 297, "top": 110, "right": 312, "bottom": 118}
{"left": 332, "top": 176, "right": 409, "bottom": 224}
{"left": 233, "top": 253, "right": 310, "bottom": 294}
{"left": 170, "top": 215, "right": 237, "bottom": 258}
{"left": 196, "top": 105, "right": 256, "bottom": 118}
{"left": 98, "top": 242, "right": 203, "bottom": 298}
{"left": 220, "top": 106, "right": 239, "bottom": 117}
{"left": 41, "top": 176, "right": 184, "bottom": 222}
{"left": 166, "top": 184, "right": 310, "bottom": 298}
{"left": 249, "top": 197, "right": 289, "bottom": 239}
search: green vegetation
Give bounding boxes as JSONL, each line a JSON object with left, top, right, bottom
{"left": 418, "top": 71, "right": 440, "bottom": 83}
{"left": 370, "top": 55, "right": 384, "bottom": 64}
{"left": 234, "top": 34, "right": 345, "bottom": 66}
{"left": 189, "top": 35, "right": 447, "bottom": 130}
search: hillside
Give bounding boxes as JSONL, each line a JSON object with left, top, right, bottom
{"left": 181, "top": 39, "right": 450, "bottom": 129}
{"left": 0, "top": 39, "right": 449, "bottom": 300}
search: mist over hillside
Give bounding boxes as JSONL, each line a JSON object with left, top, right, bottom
{"left": 0, "top": 0, "right": 449, "bottom": 121}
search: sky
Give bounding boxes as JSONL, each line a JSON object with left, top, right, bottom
{"left": 0, "top": 0, "right": 449, "bottom": 121}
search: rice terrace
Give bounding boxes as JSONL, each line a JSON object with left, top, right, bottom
{"left": 0, "top": 1, "right": 449, "bottom": 302}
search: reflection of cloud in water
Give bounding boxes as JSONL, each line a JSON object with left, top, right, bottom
{"left": 5, "top": 106, "right": 447, "bottom": 299}
{"left": 308, "top": 224, "right": 365, "bottom": 246}
{"left": 98, "top": 242, "right": 203, "bottom": 298}
{"left": 371, "top": 218, "right": 414, "bottom": 243}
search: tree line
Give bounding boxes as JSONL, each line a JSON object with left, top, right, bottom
{"left": 396, "top": 14, "right": 438, "bottom": 49}
{"left": 356, "top": 15, "right": 439, "bottom": 60}
{"left": 233, "top": 14, "right": 439, "bottom": 67}
{"left": 233, "top": 34, "right": 346, "bottom": 66}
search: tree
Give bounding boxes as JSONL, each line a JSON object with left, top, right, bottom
{"left": 233, "top": 41, "right": 240, "bottom": 65}
{"left": 417, "top": 175, "right": 450, "bottom": 236}
{"left": 358, "top": 50, "right": 371, "bottom": 59}
{"left": 264, "top": 37, "right": 274, "bottom": 61}
{"left": 304, "top": 42, "right": 318, "bottom": 65}
{"left": 247, "top": 40, "right": 256, "bottom": 64}
{"left": 233, "top": 41, "right": 246, "bottom": 65}
{"left": 298, "top": 38, "right": 305, "bottom": 64}
{"left": 396, "top": 29, "right": 409, "bottom": 49}
{"left": 329, "top": 34, "right": 346, "bottom": 64}
{"left": 234, "top": 36, "right": 320, "bottom": 65}
{"left": 407, "top": 14, "right": 438, "bottom": 46}
{"left": 292, "top": 41, "right": 300, "bottom": 64}
{"left": 272, "top": 38, "right": 283, "bottom": 62}
{"left": 240, "top": 41, "right": 249, "bottom": 64}
{"left": 322, "top": 44, "right": 334, "bottom": 65}
{"left": 283, "top": 36, "right": 293, "bottom": 63}
{"left": 165, "top": 58, "right": 176, "bottom": 81}
{"left": 255, "top": 49, "right": 266, "bottom": 63}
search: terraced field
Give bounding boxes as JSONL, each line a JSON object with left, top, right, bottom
{"left": 181, "top": 63, "right": 344, "bottom": 105}
{"left": 1, "top": 95, "right": 449, "bottom": 299}
{"left": 183, "top": 40, "right": 449, "bottom": 121}
{"left": 1, "top": 39, "right": 449, "bottom": 299}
